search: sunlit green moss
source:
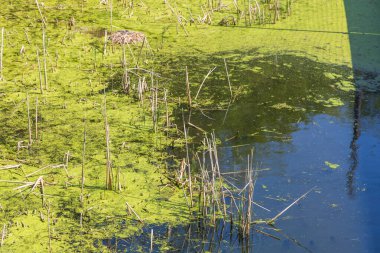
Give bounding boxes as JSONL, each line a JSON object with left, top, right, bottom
{"left": 0, "top": 0, "right": 355, "bottom": 251}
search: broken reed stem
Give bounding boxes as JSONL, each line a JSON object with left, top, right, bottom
{"left": 185, "top": 66, "right": 192, "bottom": 109}
{"left": 26, "top": 93, "right": 33, "bottom": 146}
{"left": 37, "top": 49, "right": 43, "bottom": 94}
{"left": 103, "top": 94, "right": 113, "bottom": 190}
{"left": 35, "top": 97, "right": 38, "bottom": 141}
{"left": 0, "top": 27, "right": 3, "bottom": 81}
{"left": 125, "top": 201, "right": 143, "bottom": 222}
{"left": 165, "top": 1, "right": 189, "bottom": 36}
{"left": 42, "top": 28, "right": 48, "bottom": 90}
{"left": 80, "top": 118, "right": 86, "bottom": 205}
{"left": 223, "top": 59, "right": 232, "bottom": 99}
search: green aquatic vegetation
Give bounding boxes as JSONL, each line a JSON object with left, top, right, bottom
{"left": 270, "top": 102, "right": 306, "bottom": 112}
{"left": 0, "top": 0, "right": 363, "bottom": 250}
{"left": 315, "top": 97, "right": 345, "bottom": 107}
{"left": 325, "top": 161, "right": 340, "bottom": 170}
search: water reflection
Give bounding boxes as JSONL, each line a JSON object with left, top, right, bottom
{"left": 103, "top": 54, "right": 380, "bottom": 252}
{"left": 347, "top": 90, "right": 363, "bottom": 197}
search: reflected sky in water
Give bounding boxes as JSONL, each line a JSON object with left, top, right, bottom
{"left": 103, "top": 55, "right": 380, "bottom": 252}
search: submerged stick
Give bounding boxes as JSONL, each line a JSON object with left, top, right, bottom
{"left": 268, "top": 186, "right": 316, "bottom": 224}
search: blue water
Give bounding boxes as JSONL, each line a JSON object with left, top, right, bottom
{"left": 103, "top": 55, "right": 380, "bottom": 252}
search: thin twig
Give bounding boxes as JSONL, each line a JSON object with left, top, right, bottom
{"left": 195, "top": 66, "right": 217, "bottom": 100}
{"left": 268, "top": 186, "right": 316, "bottom": 224}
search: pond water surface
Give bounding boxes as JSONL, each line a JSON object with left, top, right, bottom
{"left": 103, "top": 54, "right": 380, "bottom": 252}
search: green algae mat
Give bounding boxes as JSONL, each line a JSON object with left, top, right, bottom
{"left": 0, "top": 0, "right": 379, "bottom": 251}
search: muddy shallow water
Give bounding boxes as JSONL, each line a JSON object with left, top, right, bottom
{"left": 102, "top": 55, "right": 380, "bottom": 252}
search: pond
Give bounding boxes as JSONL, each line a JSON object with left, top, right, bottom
{"left": 102, "top": 54, "right": 380, "bottom": 252}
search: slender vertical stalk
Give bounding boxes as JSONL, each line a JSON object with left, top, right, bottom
{"left": 136, "top": 37, "right": 146, "bottom": 66}
{"left": 150, "top": 229, "right": 154, "bottom": 252}
{"left": 104, "top": 95, "right": 113, "bottom": 190}
{"left": 103, "top": 30, "right": 108, "bottom": 56}
{"left": 42, "top": 28, "right": 48, "bottom": 90}
{"left": 35, "top": 97, "right": 38, "bottom": 141}
{"left": 185, "top": 66, "right": 192, "bottom": 109}
{"left": 164, "top": 88, "right": 169, "bottom": 128}
{"left": 122, "top": 44, "right": 126, "bottom": 68}
{"left": 47, "top": 201, "right": 52, "bottom": 253}
{"left": 182, "top": 111, "right": 193, "bottom": 207}
{"left": 80, "top": 118, "right": 86, "bottom": 205}
{"left": 26, "top": 93, "right": 33, "bottom": 146}
{"left": 1, "top": 224, "right": 6, "bottom": 247}
{"left": 110, "top": 0, "right": 113, "bottom": 33}
{"left": 224, "top": 59, "right": 232, "bottom": 99}
{"left": 35, "top": 0, "right": 47, "bottom": 27}
{"left": 0, "top": 27, "right": 3, "bottom": 81}
{"left": 37, "top": 49, "right": 43, "bottom": 94}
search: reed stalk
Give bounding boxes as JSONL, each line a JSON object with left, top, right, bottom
{"left": 185, "top": 66, "right": 192, "bottom": 109}
{"left": 103, "top": 94, "right": 113, "bottom": 190}
{"left": 35, "top": 0, "right": 46, "bottom": 27}
{"left": 26, "top": 94, "right": 33, "bottom": 146}
{"left": 0, "top": 27, "right": 3, "bottom": 81}
{"left": 47, "top": 201, "right": 52, "bottom": 253}
{"left": 35, "top": 97, "right": 38, "bottom": 141}
{"left": 224, "top": 59, "right": 232, "bottom": 99}
{"left": 0, "top": 224, "right": 6, "bottom": 247}
{"left": 80, "top": 118, "right": 86, "bottom": 205}
{"left": 42, "top": 28, "right": 48, "bottom": 90}
{"left": 150, "top": 229, "right": 154, "bottom": 252}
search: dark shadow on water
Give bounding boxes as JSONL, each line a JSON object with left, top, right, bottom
{"left": 344, "top": 0, "right": 380, "bottom": 89}
{"left": 100, "top": 219, "right": 315, "bottom": 253}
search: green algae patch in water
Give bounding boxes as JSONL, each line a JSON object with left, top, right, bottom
{"left": 315, "top": 97, "right": 345, "bottom": 107}
{"left": 0, "top": 0, "right": 368, "bottom": 251}
{"left": 325, "top": 161, "right": 340, "bottom": 170}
